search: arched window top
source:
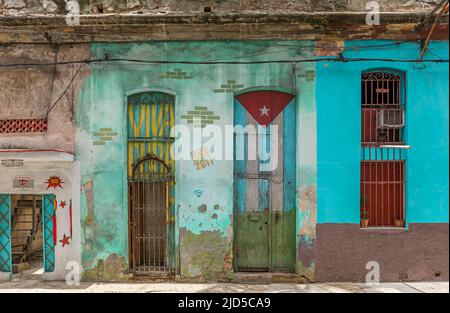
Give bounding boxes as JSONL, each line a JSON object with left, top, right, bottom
{"left": 362, "top": 68, "right": 405, "bottom": 77}
{"left": 128, "top": 91, "right": 175, "bottom": 106}
{"left": 361, "top": 68, "right": 405, "bottom": 108}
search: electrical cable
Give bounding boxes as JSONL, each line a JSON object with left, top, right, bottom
{"left": 40, "top": 55, "right": 448, "bottom": 118}
{"left": 45, "top": 62, "right": 86, "bottom": 119}
{"left": 1, "top": 56, "right": 448, "bottom": 69}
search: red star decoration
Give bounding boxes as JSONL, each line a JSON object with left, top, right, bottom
{"left": 60, "top": 234, "right": 71, "bottom": 247}
{"left": 235, "top": 90, "right": 295, "bottom": 127}
{"left": 60, "top": 201, "right": 66, "bottom": 208}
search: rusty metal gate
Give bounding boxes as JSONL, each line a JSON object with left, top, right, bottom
{"left": 129, "top": 155, "right": 173, "bottom": 277}
{"left": 127, "top": 91, "right": 175, "bottom": 278}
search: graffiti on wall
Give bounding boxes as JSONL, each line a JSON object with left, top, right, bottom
{"left": 191, "top": 147, "right": 214, "bottom": 170}
{"left": 45, "top": 175, "right": 64, "bottom": 190}
{"left": 13, "top": 176, "right": 34, "bottom": 189}
{"left": 193, "top": 188, "right": 205, "bottom": 198}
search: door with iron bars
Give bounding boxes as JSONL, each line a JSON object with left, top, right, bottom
{"left": 127, "top": 92, "right": 175, "bottom": 278}
{"left": 234, "top": 89, "right": 297, "bottom": 272}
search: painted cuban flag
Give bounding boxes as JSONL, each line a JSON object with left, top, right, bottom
{"left": 233, "top": 90, "right": 297, "bottom": 271}
{"left": 234, "top": 89, "right": 296, "bottom": 212}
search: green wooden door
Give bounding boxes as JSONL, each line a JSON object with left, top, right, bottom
{"left": 235, "top": 177, "right": 270, "bottom": 271}
{"left": 234, "top": 90, "right": 297, "bottom": 272}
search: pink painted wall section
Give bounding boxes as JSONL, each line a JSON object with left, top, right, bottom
{"left": 0, "top": 44, "right": 91, "bottom": 153}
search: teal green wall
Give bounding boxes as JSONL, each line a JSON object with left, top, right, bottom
{"left": 76, "top": 39, "right": 448, "bottom": 280}
{"left": 76, "top": 40, "right": 317, "bottom": 280}
{"left": 317, "top": 41, "right": 449, "bottom": 224}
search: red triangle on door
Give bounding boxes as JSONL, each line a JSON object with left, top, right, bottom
{"left": 236, "top": 90, "right": 295, "bottom": 127}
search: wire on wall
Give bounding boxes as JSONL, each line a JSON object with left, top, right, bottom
{"left": 28, "top": 55, "right": 447, "bottom": 118}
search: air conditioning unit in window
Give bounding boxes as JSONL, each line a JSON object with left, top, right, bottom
{"left": 376, "top": 109, "right": 405, "bottom": 128}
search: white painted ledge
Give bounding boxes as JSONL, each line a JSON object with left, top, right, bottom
{"left": 0, "top": 149, "right": 74, "bottom": 162}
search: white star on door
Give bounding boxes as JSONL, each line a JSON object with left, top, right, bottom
{"left": 259, "top": 105, "right": 270, "bottom": 117}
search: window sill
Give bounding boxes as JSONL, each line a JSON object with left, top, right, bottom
{"left": 359, "top": 227, "right": 408, "bottom": 234}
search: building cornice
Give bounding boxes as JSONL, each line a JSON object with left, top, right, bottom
{"left": 0, "top": 12, "right": 448, "bottom": 43}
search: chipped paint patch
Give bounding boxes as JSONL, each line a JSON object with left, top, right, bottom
{"left": 179, "top": 228, "right": 232, "bottom": 281}
{"left": 82, "top": 253, "right": 130, "bottom": 282}
{"left": 198, "top": 204, "right": 207, "bottom": 213}
{"left": 299, "top": 185, "right": 317, "bottom": 239}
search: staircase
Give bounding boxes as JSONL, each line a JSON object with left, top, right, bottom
{"left": 10, "top": 195, "right": 43, "bottom": 271}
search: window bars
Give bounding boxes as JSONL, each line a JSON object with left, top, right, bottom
{"left": 361, "top": 69, "right": 406, "bottom": 228}
{"left": 361, "top": 70, "right": 405, "bottom": 145}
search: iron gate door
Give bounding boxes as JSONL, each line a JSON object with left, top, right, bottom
{"left": 234, "top": 90, "right": 297, "bottom": 272}
{"left": 127, "top": 92, "right": 175, "bottom": 278}
{"left": 130, "top": 156, "right": 173, "bottom": 276}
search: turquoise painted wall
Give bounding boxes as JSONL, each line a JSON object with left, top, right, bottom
{"left": 76, "top": 40, "right": 317, "bottom": 278}
{"left": 75, "top": 39, "right": 448, "bottom": 279}
{"left": 317, "top": 41, "right": 449, "bottom": 224}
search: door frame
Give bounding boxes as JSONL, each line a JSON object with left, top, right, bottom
{"left": 232, "top": 87, "right": 297, "bottom": 273}
{"left": 124, "top": 89, "right": 177, "bottom": 278}
{"left": 0, "top": 193, "right": 56, "bottom": 275}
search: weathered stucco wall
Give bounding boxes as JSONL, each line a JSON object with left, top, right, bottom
{"left": 0, "top": 153, "right": 81, "bottom": 281}
{"left": 0, "top": 0, "right": 440, "bottom": 16}
{"left": 315, "top": 40, "right": 449, "bottom": 282}
{"left": 316, "top": 223, "right": 449, "bottom": 282}
{"left": 75, "top": 40, "right": 317, "bottom": 281}
{"left": 1, "top": 37, "right": 447, "bottom": 283}
{"left": 0, "top": 44, "right": 90, "bottom": 152}
{"left": 316, "top": 40, "right": 449, "bottom": 224}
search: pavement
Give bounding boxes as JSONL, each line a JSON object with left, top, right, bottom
{"left": 0, "top": 263, "right": 448, "bottom": 293}
{"left": 0, "top": 275, "right": 448, "bottom": 293}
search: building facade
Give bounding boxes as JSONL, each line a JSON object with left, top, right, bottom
{"left": 0, "top": 0, "right": 448, "bottom": 283}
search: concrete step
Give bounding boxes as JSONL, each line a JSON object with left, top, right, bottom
{"left": 232, "top": 272, "right": 308, "bottom": 284}
{"left": 12, "top": 262, "right": 29, "bottom": 274}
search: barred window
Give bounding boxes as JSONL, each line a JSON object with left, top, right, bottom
{"left": 360, "top": 69, "right": 406, "bottom": 228}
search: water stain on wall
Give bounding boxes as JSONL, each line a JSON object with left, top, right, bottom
{"left": 179, "top": 227, "right": 232, "bottom": 281}
{"left": 83, "top": 253, "right": 130, "bottom": 281}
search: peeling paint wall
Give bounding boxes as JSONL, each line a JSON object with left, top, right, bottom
{"left": 0, "top": 157, "right": 81, "bottom": 281}
{"left": 316, "top": 40, "right": 449, "bottom": 225}
{"left": 0, "top": 44, "right": 88, "bottom": 281}
{"left": 0, "top": 44, "right": 90, "bottom": 152}
{"left": 75, "top": 40, "right": 318, "bottom": 280}
{"left": 0, "top": 0, "right": 440, "bottom": 16}
{"left": 315, "top": 41, "right": 449, "bottom": 281}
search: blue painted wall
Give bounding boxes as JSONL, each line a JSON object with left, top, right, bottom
{"left": 317, "top": 40, "right": 449, "bottom": 224}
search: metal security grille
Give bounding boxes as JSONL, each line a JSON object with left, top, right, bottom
{"left": 0, "top": 195, "right": 11, "bottom": 272}
{"left": 361, "top": 70, "right": 405, "bottom": 145}
{"left": 127, "top": 92, "right": 175, "bottom": 278}
{"left": 129, "top": 155, "right": 173, "bottom": 277}
{"left": 360, "top": 69, "right": 406, "bottom": 228}
{"left": 42, "top": 194, "right": 56, "bottom": 272}
{"left": 361, "top": 160, "right": 405, "bottom": 227}
{"left": 0, "top": 119, "right": 48, "bottom": 133}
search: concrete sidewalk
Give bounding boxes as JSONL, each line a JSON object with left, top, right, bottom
{"left": 0, "top": 280, "right": 448, "bottom": 293}
{"left": 0, "top": 264, "right": 448, "bottom": 293}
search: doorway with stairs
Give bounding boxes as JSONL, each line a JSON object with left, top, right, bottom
{"left": 10, "top": 194, "right": 43, "bottom": 274}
